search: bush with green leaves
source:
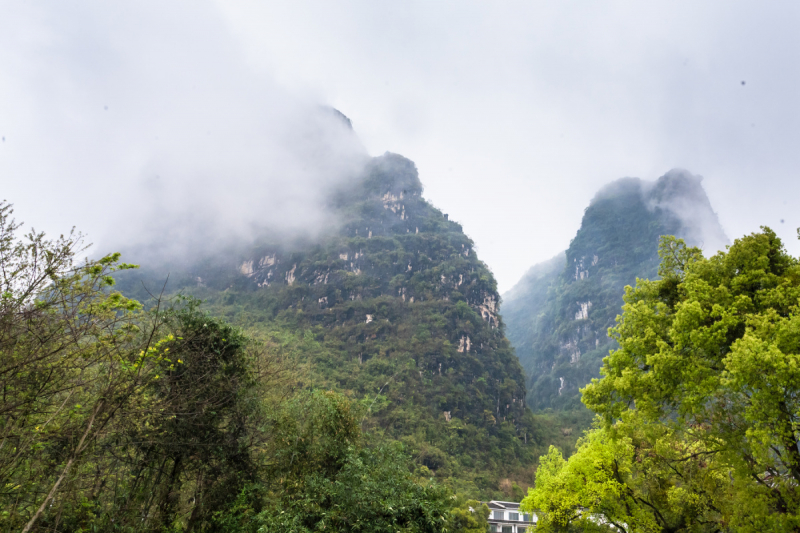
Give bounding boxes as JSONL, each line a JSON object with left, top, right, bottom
{"left": 214, "top": 389, "right": 454, "bottom": 533}
{"left": 0, "top": 202, "right": 286, "bottom": 532}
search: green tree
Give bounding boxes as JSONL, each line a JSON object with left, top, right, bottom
{"left": 106, "top": 303, "right": 285, "bottom": 531}
{"left": 219, "top": 390, "right": 452, "bottom": 533}
{"left": 526, "top": 229, "right": 800, "bottom": 532}
{"left": 445, "top": 496, "right": 489, "bottom": 533}
{"left": 0, "top": 201, "right": 144, "bottom": 531}
{"left": 0, "top": 202, "right": 290, "bottom": 532}
{"left": 523, "top": 417, "right": 727, "bottom": 532}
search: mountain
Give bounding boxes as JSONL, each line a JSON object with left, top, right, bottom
{"left": 502, "top": 170, "right": 728, "bottom": 412}
{"left": 117, "top": 151, "right": 541, "bottom": 497}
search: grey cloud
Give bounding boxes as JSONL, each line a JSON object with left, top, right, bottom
{"left": 0, "top": 1, "right": 367, "bottom": 263}
{"left": 644, "top": 169, "right": 730, "bottom": 255}
{"left": 213, "top": 1, "right": 800, "bottom": 290}
{"left": 2, "top": 1, "right": 799, "bottom": 291}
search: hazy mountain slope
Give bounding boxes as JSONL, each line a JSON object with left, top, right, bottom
{"left": 117, "top": 152, "right": 540, "bottom": 496}
{"left": 502, "top": 170, "right": 727, "bottom": 411}
{"left": 502, "top": 252, "right": 564, "bottom": 338}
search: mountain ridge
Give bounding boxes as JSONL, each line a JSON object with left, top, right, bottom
{"left": 503, "top": 169, "right": 728, "bottom": 411}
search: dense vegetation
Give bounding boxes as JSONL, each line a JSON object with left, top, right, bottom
{"left": 0, "top": 201, "right": 495, "bottom": 532}
{"left": 114, "top": 153, "right": 543, "bottom": 498}
{"left": 524, "top": 230, "right": 800, "bottom": 532}
{"left": 503, "top": 171, "right": 728, "bottom": 414}
{"left": 16, "top": 145, "right": 790, "bottom": 531}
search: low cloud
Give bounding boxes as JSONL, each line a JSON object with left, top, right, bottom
{"left": 644, "top": 169, "right": 729, "bottom": 255}
{"left": 591, "top": 169, "right": 729, "bottom": 256}
{"left": 0, "top": 1, "right": 367, "bottom": 264}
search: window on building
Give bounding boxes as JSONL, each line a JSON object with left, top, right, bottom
{"left": 493, "top": 511, "right": 504, "bottom": 520}
{"left": 501, "top": 527, "right": 513, "bottom": 533}
{"left": 509, "top": 512, "right": 519, "bottom": 521}
{"left": 523, "top": 514, "right": 531, "bottom": 522}
{"left": 518, "top": 528, "right": 526, "bottom": 533}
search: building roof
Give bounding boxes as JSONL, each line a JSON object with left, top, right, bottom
{"left": 486, "top": 500, "right": 522, "bottom": 511}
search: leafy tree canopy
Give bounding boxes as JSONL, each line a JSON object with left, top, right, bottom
{"left": 524, "top": 229, "right": 800, "bottom": 532}
{"left": 218, "top": 389, "right": 455, "bottom": 533}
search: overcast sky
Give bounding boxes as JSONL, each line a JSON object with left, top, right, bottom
{"left": 2, "top": 1, "right": 799, "bottom": 292}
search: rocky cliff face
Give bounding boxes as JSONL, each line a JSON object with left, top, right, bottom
{"left": 118, "top": 151, "right": 538, "bottom": 494}
{"left": 503, "top": 169, "right": 728, "bottom": 411}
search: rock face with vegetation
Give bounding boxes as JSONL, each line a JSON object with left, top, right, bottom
{"left": 118, "top": 152, "right": 539, "bottom": 496}
{"left": 502, "top": 170, "right": 728, "bottom": 411}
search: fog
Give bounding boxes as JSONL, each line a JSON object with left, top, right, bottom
{"left": 2, "top": 1, "right": 799, "bottom": 291}
{"left": 0, "top": 1, "right": 367, "bottom": 262}
{"left": 217, "top": 1, "right": 800, "bottom": 290}
{"left": 643, "top": 169, "right": 730, "bottom": 255}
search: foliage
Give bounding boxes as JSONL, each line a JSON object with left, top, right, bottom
{"left": 115, "top": 152, "right": 542, "bottom": 497}
{"left": 0, "top": 201, "right": 143, "bottom": 531}
{"left": 218, "top": 390, "right": 453, "bottom": 533}
{"left": 0, "top": 201, "right": 289, "bottom": 531}
{"left": 445, "top": 496, "right": 490, "bottom": 533}
{"left": 526, "top": 229, "right": 800, "bottom": 532}
{"left": 1, "top": 200, "right": 491, "bottom": 531}
{"left": 111, "top": 302, "right": 282, "bottom": 531}
{"left": 523, "top": 417, "right": 728, "bottom": 532}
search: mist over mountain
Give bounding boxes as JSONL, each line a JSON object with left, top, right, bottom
{"left": 111, "top": 106, "right": 367, "bottom": 266}
{"left": 502, "top": 169, "right": 728, "bottom": 411}
{"left": 117, "top": 148, "right": 544, "bottom": 497}
{"left": 1, "top": 2, "right": 367, "bottom": 261}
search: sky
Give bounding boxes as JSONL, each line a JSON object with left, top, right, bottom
{"left": 2, "top": 1, "right": 799, "bottom": 292}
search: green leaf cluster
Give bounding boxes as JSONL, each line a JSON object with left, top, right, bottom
{"left": 525, "top": 229, "right": 800, "bottom": 532}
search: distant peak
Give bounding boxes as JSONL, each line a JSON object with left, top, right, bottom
{"left": 361, "top": 152, "right": 424, "bottom": 196}
{"left": 646, "top": 169, "right": 728, "bottom": 253}
{"left": 585, "top": 170, "right": 727, "bottom": 254}
{"left": 662, "top": 167, "right": 702, "bottom": 181}
{"left": 590, "top": 177, "right": 644, "bottom": 204}
{"left": 646, "top": 168, "right": 706, "bottom": 204}
{"left": 323, "top": 106, "right": 353, "bottom": 130}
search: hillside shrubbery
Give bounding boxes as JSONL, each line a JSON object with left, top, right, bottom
{"left": 0, "top": 202, "right": 472, "bottom": 532}
{"left": 115, "top": 153, "right": 543, "bottom": 498}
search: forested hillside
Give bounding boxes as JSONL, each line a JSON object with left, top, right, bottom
{"left": 0, "top": 196, "right": 494, "bottom": 532}
{"left": 117, "top": 152, "right": 542, "bottom": 497}
{"left": 503, "top": 170, "right": 727, "bottom": 411}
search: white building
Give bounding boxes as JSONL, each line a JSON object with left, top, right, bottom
{"left": 486, "top": 500, "right": 536, "bottom": 533}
